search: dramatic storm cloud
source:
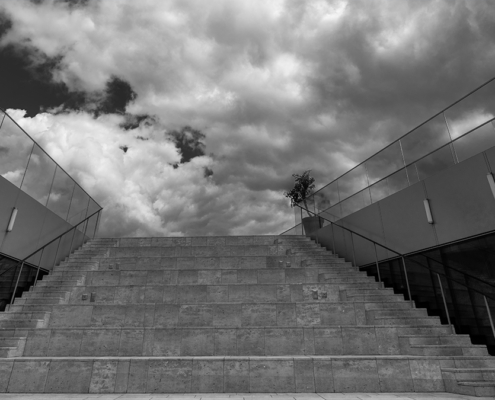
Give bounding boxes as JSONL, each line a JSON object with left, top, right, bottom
{"left": 0, "top": 0, "right": 494, "bottom": 236}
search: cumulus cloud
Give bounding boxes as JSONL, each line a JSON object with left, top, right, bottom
{"left": 0, "top": 0, "right": 494, "bottom": 236}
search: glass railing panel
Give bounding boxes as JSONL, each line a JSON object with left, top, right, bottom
{"left": 337, "top": 165, "right": 368, "bottom": 201}
{"left": 406, "top": 164, "right": 420, "bottom": 185}
{"left": 452, "top": 120, "right": 495, "bottom": 163}
{"left": 46, "top": 166, "right": 75, "bottom": 220}
{"left": 415, "top": 145, "right": 455, "bottom": 181}
{"left": 84, "top": 212, "right": 99, "bottom": 239}
{"left": 67, "top": 184, "right": 90, "bottom": 226}
{"left": 294, "top": 205, "right": 302, "bottom": 226}
{"left": 364, "top": 141, "right": 403, "bottom": 185}
{"left": 20, "top": 144, "right": 57, "bottom": 206}
{"left": 445, "top": 80, "right": 495, "bottom": 140}
{"left": 0, "top": 111, "right": 34, "bottom": 188}
{"left": 362, "top": 187, "right": 372, "bottom": 207}
{"left": 387, "top": 168, "right": 409, "bottom": 197}
{"left": 401, "top": 114, "right": 451, "bottom": 166}
{"left": 323, "top": 203, "right": 342, "bottom": 222}
{"left": 340, "top": 191, "right": 366, "bottom": 218}
{"left": 369, "top": 179, "right": 388, "bottom": 203}
{"left": 314, "top": 181, "right": 339, "bottom": 213}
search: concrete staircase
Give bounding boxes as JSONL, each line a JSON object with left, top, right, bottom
{"left": 0, "top": 235, "right": 493, "bottom": 395}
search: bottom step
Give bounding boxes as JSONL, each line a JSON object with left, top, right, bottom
{"left": 0, "top": 355, "right": 487, "bottom": 394}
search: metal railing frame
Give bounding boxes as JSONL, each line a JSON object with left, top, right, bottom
{"left": 311, "top": 76, "right": 495, "bottom": 203}
{"left": 294, "top": 203, "right": 495, "bottom": 340}
{"left": 7, "top": 208, "right": 102, "bottom": 306}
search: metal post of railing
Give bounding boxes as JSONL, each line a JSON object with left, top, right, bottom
{"left": 401, "top": 257, "right": 413, "bottom": 305}
{"left": 82, "top": 218, "right": 89, "bottom": 246}
{"left": 10, "top": 261, "right": 25, "bottom": 305}
{"left": 373, "top": 243, "right": 382, "bottom": 283}
{"left": 33, "top": 248, "right": 45, "bottom": 287}
{"left": 350, "top": 232, "right": 357, "bottom": 268}
{"left": 331, "top": 223, "right": 336, "bottom": 254}
{"left": 52, "top": 236, "right": 63, "bottom": 269}
{"left": 68, "top": 226, "right": 78, "bottom": 256}
{"left": 437, "top": 273, "right": 455, "bottom": 333}
{"left": 94, "top": 210, "right": 102, "bottom": 239}
{"left": 443, "top": 111, "right": 459, "bottom": 164}
{"left": 399, "top": 139, "right": 410, "bottom": 186}
{"left": 483, "top": 295, "right": 495, "bottom": 340}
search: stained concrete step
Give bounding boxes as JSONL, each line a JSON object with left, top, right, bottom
{"left": 43, "top": 302, "right": 430, "bottom": 328}
{"left": 0, "top": 319, "right": 45, "bottom": 328}
{"left": 374, "top": 316, "right": 441, "bottom": 326}
{"left": 18, "top": 325, "right": 485, "bottom": 358}
{"left": 13, "top": 297, "right": 66, "bottom": 306}
{"left": 18, "top": 325, "right": 466, "bottom": 357}
{"left": 442, "top": 368, "right": 495, "bottom": 396}
{"left": 400, "top": 334, "right": 473, "bottom": 346}
{"left": 0, "top": 355, "right": 492, "bottom": 393}
{"left": 409, "top": 344, "right": 489, "bottom": 356}
{"left": 0, "top": 311, "right": 50, "bottom": 320}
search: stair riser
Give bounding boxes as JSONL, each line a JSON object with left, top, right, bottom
{"left": 63, "top": 285, "right": 377, "bottom": 304}
{"left": 0, "top": 357, "right": 451, "bottom": 393}
{"left": 47, "top": 303, "right": 376, "bottom": 327}
{"left": 21, "top": 327, "right": 433, "bottom": 357}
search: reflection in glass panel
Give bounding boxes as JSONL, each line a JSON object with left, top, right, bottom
{"left": 406, "top": 164, "right": 420, "bottom": 185}
{"left": 401, "top": 114, "right": 451, "bottom": 166}
{"left": 67, "top": 184, "right": 90, "bottom": 225}
{"left": 314, "top": 181, "right": 339, "bottom": 213}
{"left": 47, "top": 167, "right": 75, "bottom": 220}
{"left": 365, "top": 141, "right": 403, "bottom": 185}
{"left": 302, "top": 195, "right": 316, "bottom": 214}
{"left": 340, "top": 192, "right": 365, "bottom": 218}
{"left": 294, "top": 206, "right": 302, "bottom": 227}
{"left": 337, "top": 165, "right": 368, "bottom": 202}
{"left": 0, "top": 112, "right": 34, "bottom": 187}
{"left": 445, "top": 80, "right": 495, "bottom": 140}
{"left": 87, "top": 199, "right": 101, "bottom": 216}
{"left": 415, "top": 145, "right": 455, "bottom": 181}
{"left": 370, "top": 179, "right": 389, "bottom": 203}
{"left": 20, "top": 144, "right": 57, "bottom": 206}
{"left": 85, "top": 212, "right": 99, "bottom": 238}
{"left": 321, "top": 204, "right": 342, "bottom": 222}
{"left": 453, "top": 121, "right": 495, "bottom": 162}
{"left": 387, "top": 168, "right": 409, "bottom": 197}
{"left": 362, "top": 187, "right": 372, "bottom": 207}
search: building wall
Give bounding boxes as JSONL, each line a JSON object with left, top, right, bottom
{"left": 0, "top": 176, "right": 86, "bottom": 270}
{"left": 315, "top": 147, "right": 495, "bottom": 264}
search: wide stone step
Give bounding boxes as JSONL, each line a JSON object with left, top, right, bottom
{"left": 0, "top": 355, "right": 489, "bottom": 393}
{"left": 47, "top": 302, "right": 395, "bottom": 327}
{"left": 408, "top": 344, "right": 489, "bottom": 356}
{"left": 22, "top": 291, "right": 69, "bottom": 299}
{"left": 400, "top": 334, "right": 473, "bottom": 346}
{"left": 442, "top": 368, "right": 495, "bottom": 396}
{"left": 19, "top": 325, "right": 461, "bottom": 357}
{"left": 63, "top": 283, "right": 382, "bottom": 304}
{"left": 14, "top": 297, "right": 65, "bottom": 306}
{"left": 0, "top": 319, "right": 45, "bottom": 328}
{"left": 373, "top": 316, "right": 441, "bottom": 326}
{"left": 0, "top": 311, "right": 49, "bottom": 320}
{"left": 0, "top": 347, "right": 19, "bottom": 357}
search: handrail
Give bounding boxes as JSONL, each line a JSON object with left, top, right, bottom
{"left": 0, "top": 108, "right": 103, "bottom": 210}
{"left": 0, "top": 253, "right": 48, "bottom": 279}
{"left": 294, "top": 204, "right": 495, "bottom": 302}
{"left": 315, "top": 118, "right": 495, "bottom": 214}
{"left": 311, "top": 75, "right": 495, "bottom": 198}
{"left": 7, "top": 207, "right": 102, "bottom": 305}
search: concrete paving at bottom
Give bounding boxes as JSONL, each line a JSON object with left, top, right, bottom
{"left": 0, "top": 393, "right": 492, "bottom": 400}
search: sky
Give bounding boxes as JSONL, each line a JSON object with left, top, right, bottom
{"left": 0, "top": 0, "right": 494, "bottom": 237}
